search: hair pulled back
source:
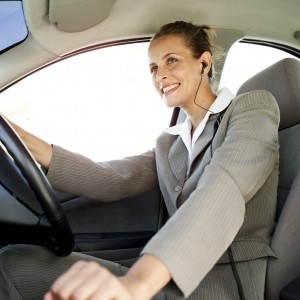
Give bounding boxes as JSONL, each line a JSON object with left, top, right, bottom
{"left": 151, "top": 21, "right": 216, "bottom": 79}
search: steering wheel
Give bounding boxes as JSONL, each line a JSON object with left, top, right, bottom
{"left": 0, "top": 114, "right": 74, "bottom": 256}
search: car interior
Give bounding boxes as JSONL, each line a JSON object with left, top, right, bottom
{"left": 0, "top": 1, "right": 300, "bottom": 299}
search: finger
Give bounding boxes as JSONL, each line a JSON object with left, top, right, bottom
{"left": 51, "top": 261, "right": 87, "bottom": 291}
{"left": 43, "top": 292, "right": 54, "bottom": 300}
{"left": 50, "top": 261, "right": 99, "bottom": 299}
{"left": 70, "top": 266, "right": 114, "bottom": 300}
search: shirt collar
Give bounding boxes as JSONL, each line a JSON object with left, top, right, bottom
{"left": 164, "top": 87, "right": 235, "bottom": 135}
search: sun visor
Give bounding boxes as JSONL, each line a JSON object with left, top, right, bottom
{"left": 49, "top": 0, "right": 114, "bottom": 32}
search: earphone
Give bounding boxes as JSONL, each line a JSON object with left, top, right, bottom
{"left": 201, "top": 62, "right": 207, "bottom": 74}
{"left": 194, "top": 61, "right": 214, "bottom": 113}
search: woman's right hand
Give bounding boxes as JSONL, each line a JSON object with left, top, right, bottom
{"left": 9, "top": 120, "right": 53, "bottom": 170}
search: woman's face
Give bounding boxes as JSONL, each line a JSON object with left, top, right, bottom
{"left": 148, "top": 35, "right": 202, "bottom": 109}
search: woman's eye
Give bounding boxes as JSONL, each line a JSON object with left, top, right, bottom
{"left": 150, "top": 66, "right": 158, "bottom": 74}
{"left": 167, "top": 57, "right": 177, "bottom": 64}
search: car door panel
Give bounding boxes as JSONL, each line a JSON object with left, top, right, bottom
{"left": 60, "top": 189, "right": 167, "bottom": 262}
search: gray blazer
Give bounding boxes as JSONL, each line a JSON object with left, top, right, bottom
{"left": 47, "top": 90, "right": 280, "bottom": 299}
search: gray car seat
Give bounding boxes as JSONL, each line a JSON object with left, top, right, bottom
{"left": 237, "top": 57, "right": 300, "bottom": 300}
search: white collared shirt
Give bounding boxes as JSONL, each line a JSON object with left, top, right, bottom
{"left": 164, "top": 87, "right": 235, "bottom": 164}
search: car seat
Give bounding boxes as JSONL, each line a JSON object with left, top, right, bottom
{"left": 237, "top": 57, "right": 300, "bottom": 300}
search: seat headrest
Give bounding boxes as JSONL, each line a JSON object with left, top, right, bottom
{"left": 237, "top": 58, "right": 300, "bottom": 130}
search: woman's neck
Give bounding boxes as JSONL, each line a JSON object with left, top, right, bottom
{"left": 187, "top": 89, "right": 217, "bottom": 135}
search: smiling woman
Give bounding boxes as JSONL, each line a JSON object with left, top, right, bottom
{"left": 0, "top": 0, "right": 28, "bottom": 53}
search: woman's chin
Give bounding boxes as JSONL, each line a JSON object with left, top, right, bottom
{"left": 163, "top": 96, "right": 179, "bottom": 108}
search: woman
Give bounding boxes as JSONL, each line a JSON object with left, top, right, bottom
{"left": 0, "top": 21, "right": 279, "bottom": 300}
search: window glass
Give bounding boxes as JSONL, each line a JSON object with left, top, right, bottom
{"left": 219, "top": 43, "right": 299, "bottom": 94}
{"left": 0, "top": 0, "right": 28, "bottom": 53}
{"left": 0, "top": 42, "right": 172, "bottom": 161}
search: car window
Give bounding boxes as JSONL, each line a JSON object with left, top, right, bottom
{"left": 219, "top": 42, "right": 300, "bottom": 94}
{"left": 0, "top": 0, "right": 28, "bottom": 53}
{"left": 0, "top": 42, "right": 172, "bottom": 161}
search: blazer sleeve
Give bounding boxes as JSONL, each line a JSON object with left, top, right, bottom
{"left": 47, "top": 146, "right": 158, "bottom": 201}
{"left": 141, "top": 90, "right": 280, "bottom": 297}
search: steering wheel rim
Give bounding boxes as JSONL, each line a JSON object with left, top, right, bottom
{"left": 0, "top": 114, "right": 74, "bottom": 256}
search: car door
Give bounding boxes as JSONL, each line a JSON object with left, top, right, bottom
{"left": 0, "top": 41, "right": 172, "bottom": 265}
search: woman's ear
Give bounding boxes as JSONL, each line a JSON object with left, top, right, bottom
{"left": 199, "top": 51, "right": 212, "bottom": 75}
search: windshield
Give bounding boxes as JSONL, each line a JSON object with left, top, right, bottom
{"left": 0, "top": 0, "right": 28, "bottom": 53}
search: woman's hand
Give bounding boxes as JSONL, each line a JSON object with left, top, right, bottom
{"left": 44, "top": 255, "right": 171, "bottom": 300}
{"left": 9, "top": 120, "right": 53, "bottom": 169}
{"left": 44, "top": 261, "right": 141, "bottom": 300}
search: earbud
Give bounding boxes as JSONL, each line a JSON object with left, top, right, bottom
{"left": 201, "top": 62, "right": 207, "bottom": 74}
{"left": 194, "top": 61, "right": 214, "bottom": 113}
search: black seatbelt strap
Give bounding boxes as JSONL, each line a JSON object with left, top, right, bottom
{"left": 210, "top": 107, "right": 227, "bottom": 157}
{"left": 227, "top": 247, "right": 246, "bottom": 300}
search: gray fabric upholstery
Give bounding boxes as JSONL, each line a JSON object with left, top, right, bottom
{"left": 237, "top": 57, "right": 300, "bottom": 300}
{"left": 237, "top": 58, "right": 300, "bottom": 130}
{"left": 267, "top": 170, "right": 300, "bottom": 300}
{"left": 276, "top": 125, "right": 300, "bottom": 219}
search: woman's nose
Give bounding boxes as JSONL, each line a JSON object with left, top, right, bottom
{"left": 155, "top": 67, "right": 167, "bottom": 83}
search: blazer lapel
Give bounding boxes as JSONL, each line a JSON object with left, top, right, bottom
{"left": 168, "top": 137, "right": 189, "bottom": 185}
{"left": 188, "top": 115, "right": 217, "bottom": 171}
{"left": 167, "top": 113, "right": 221, "bottom": 184}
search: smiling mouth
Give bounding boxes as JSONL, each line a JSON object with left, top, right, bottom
{"left": 162, "top": 83, "right": 180, "bottom": 94}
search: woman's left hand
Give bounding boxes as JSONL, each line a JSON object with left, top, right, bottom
{"left": 44, "top": 260, "right": 137, "bottom": 300}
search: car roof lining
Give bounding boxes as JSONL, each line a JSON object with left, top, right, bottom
{"left": 23, "top": 0, "right": 300, "bottom": 56}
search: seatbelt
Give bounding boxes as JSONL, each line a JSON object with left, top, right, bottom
{"left": 210, "top": 107, "right": 228, "bottom": 157}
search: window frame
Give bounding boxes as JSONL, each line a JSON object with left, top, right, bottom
{"left": 219, "top": 38, "right": 300, "bottom": 95}
{"left": 241, "top": 39, "right": 300, "bottom": 59}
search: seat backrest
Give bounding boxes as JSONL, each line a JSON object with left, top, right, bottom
{"left": 237, "top": 58, "right": 300, "bottom": 300}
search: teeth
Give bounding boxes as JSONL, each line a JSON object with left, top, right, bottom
{"left": 163, "top": 84, "right": 179, "bottom": 93}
